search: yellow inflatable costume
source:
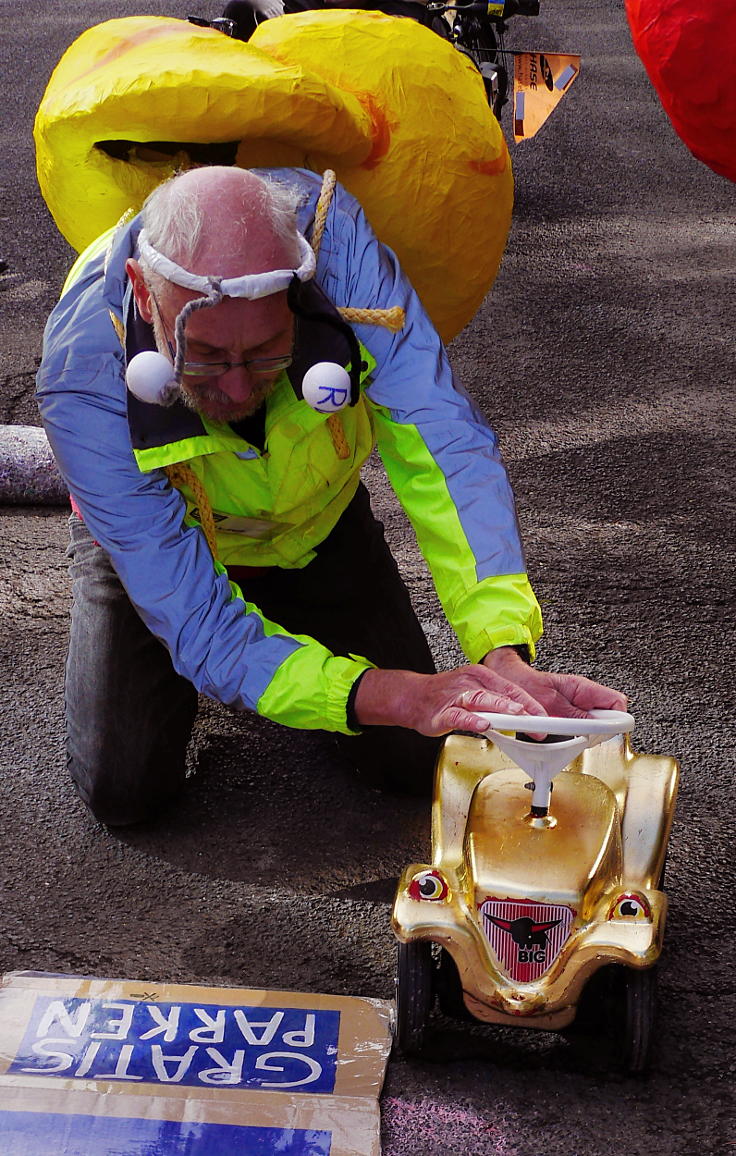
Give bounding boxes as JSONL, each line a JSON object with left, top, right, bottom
{"left": 34, "top": 10, "right": 512, "bottom": 340}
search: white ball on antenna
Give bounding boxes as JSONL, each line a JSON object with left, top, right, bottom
{"left": 125, "top": 350, "right": 179, "bottom": 406}
{"left": 301, "top": 362, "right": 351, "bottom": 413}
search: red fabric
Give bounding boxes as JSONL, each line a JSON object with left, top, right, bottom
{"left": 626, "top": 0, "right": 736, "bottom": 183}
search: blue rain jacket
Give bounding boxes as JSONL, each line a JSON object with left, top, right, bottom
{"left": 37, "top": 169, "right": 542, "bottom": 733}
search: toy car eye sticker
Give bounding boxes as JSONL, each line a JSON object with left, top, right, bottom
{"left": 408, "top": 870, "right": 449, "bottom": 902}
{"left": 608, "top": 892, "right": 652, "bottom": 921}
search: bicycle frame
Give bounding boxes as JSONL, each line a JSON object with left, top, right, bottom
{"left": 426, "top": 0, "right": 539, "bottom": 118}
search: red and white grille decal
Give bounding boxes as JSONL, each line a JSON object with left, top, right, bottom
{"left": 479, "top": 897, "right": 575, "bottom": 983}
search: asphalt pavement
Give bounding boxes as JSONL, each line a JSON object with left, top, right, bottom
{"left": 0, "top": 1, "right": 734, "bottom": 1153}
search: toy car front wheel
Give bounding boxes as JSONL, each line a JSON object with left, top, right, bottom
{"left": 621, "top": 965, "right": 657, "bottom": 1074}
{"left": 567, "top": 963, "right": 658, "bottom": 1074}
{"left": 395, "top": 940, "right": 434, "bottom": 1056}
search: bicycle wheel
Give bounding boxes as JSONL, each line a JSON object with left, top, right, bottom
{"left": 454, "top": 15, "right": 507, "bottom": 116}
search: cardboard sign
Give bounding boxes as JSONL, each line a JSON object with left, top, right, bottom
{"left": 512, "top": 53, "right": 581, "bottom": 141}
{"left": 0, "top": 972, "right": 393, "bottom": 1155}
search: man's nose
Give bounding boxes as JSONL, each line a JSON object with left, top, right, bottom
{"left": 217, "top": 364, "right": 254, "bottom": 402}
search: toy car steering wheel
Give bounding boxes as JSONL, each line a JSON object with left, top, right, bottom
{"left": 473, "top": 708, "right": 634, "bottom": 738}
{"left": 471, "top": 709, "right": 634, "bottom": 813}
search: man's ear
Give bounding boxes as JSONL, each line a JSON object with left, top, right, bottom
{"left": 126, "top": 259, "right": 154, "bottom": 323}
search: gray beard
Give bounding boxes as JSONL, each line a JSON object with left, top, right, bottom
{"left": 149, "top": 312, "right": 272, "bottom": 422}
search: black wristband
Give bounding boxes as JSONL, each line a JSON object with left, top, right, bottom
{"left": 345, "top": 669, "right": 369, "bottom": 731}
{"left": 510, "top": 644, "right": 532, "bottom": 664}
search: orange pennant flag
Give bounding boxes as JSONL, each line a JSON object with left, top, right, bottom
{"left": 512, "top": 52, "right": 581, "bottom": 141}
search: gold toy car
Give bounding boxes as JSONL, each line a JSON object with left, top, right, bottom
{"left": 392, "top": 710, "right": 679, "bottom": 1071}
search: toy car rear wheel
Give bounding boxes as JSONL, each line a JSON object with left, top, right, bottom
{"left": 395, "top": 940, "right": 435, "bottom": 1056}
{"left": 435, "top": 947, "right": 474, "bottom": 1021}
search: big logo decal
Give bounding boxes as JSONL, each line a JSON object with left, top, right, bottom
{"left": 479, "top": 898, "right": 575, "bottom": 982}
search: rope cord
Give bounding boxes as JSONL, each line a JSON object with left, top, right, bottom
{"left": 311, "top": 169, "right": 337, "bottom": 261}
{"left": 164, "top": 170, "right": 405, "bottom": 550}
{"left": 339, "top": 304, "right": 405, "bottom": 332}
{"left": 326, "top": 413, "right": 351, "bottom": 459}
{"left": 311, "top": 170, "right": 406, "bottom": 333}
{"left": 164, "top": 462, "right": 219, "bottom": 558}
{"left": 311, "top": 171, "right": 404, "bottom": 460}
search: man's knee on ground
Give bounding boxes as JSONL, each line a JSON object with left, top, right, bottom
{"left": 67, "top": 747, "right": 186, "bottom": 827}
{"left": 335, "top": 728, "right": 440, "bottom": 797}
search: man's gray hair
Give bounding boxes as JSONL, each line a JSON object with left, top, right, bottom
{"left": 139, "top": 168, "right": 303, "bottom": 279}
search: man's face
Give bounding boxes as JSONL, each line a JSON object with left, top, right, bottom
{"left": 153, "top": 285, "right": 294, "bottom": 424}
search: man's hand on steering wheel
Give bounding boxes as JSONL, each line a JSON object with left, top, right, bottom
{"left": 482, "top": 645, "right": 628, "bottom": 723}
{"left": 353, "top": 646, "right": 627, "bottom": 740}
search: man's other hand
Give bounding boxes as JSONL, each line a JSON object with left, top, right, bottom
{"left": 482, "top": 645, "right": 628, "bottom": 726}
{"left": 353, "top": 647, "right": 627, "bottom": 738}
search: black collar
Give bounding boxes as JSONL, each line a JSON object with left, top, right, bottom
{"left": 125, "top": 280, "right": 360, "bottom": 452}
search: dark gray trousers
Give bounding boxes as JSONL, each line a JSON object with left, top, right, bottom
{"left": 65, "top": 484, "right": 440, "bottom": 825}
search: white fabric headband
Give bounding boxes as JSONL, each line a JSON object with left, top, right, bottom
{"left": 137, "top": 230, "right": 316, "bottom": 299}
{"left": 126, "top": 226, "right": 355, "bottom": 412}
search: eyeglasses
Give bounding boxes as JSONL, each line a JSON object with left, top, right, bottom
{"left": 147, "top": 290, "right": 292, "bottom": 381}
{"left": 180, "top": 354, "right": 292, "bottom": 378}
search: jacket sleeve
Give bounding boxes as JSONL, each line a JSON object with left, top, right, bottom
{"left": 35, "top": 264, "right": 370, "bottom": 733}
{"left": 316, "top": 186, "right": 543, "bottom": 662}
